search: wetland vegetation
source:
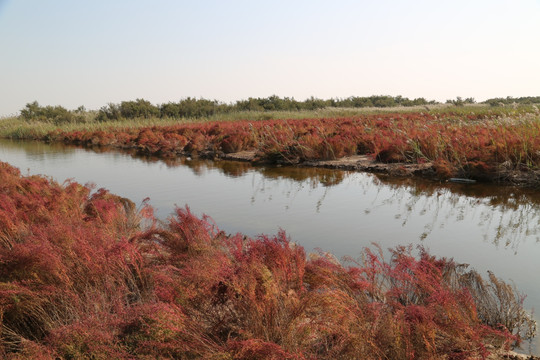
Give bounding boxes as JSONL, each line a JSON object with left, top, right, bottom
{"left": 2, "top": 98, "right": 539, "bottom": 186}
{"left": 1, "top": 96, "right": 540, "bottom": 358}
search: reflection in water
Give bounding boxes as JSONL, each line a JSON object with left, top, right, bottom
{"left": 123, "top": 148, "right": 540, "bottom": 253}
{"left": 1, "top": 139, "right": 538, "bottom": 253}
{"left": 369, "top": 176, "right": 540, "bottom": 253}
{"left": 118, "top": 150, "right": 348, "bottom": 213}
{"left": 126, "top": 151, "right": 347, "bottom": 187}
{"left": 0, "top": 138, "right": 76, "bottom": 159}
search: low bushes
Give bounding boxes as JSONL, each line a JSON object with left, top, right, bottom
{"left": 96, "top": 99, "right": 161, "bottom": 121}
{"left": 0, "top": 162, "right": 535, "bottom": 359}
{"left": 19, "top": 101, "right": 86, "bottom": 125}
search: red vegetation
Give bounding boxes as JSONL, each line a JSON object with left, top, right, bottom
{"left": 43, "top": 112, "right": 540, "bottom": 181}
{"left": 0, "top": 161, "right": 534, "bottom": 359}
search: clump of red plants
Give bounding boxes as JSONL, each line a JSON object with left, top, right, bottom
{"left": 42, "top": 111, "right": 540, "bottom": 183}
{"left": 0, "top": 161, "right": 536, "bottom": 359}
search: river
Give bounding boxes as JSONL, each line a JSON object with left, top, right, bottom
{"left": 1, "top": 138, "right": 539, "bottom": 354}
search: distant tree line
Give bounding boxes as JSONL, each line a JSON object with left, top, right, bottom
{"left": 92, "top": 95, "right": 438, "bottom": 121}
{"left": 18, "top": 96, "right": 437, "bottom": 122}
{"left": 482, "top": 96, "right": 540, "bottom": 107}
{"left": 443, "top": 96, "right": 540, "bottom": 107}
{"left": 17, "top": 95, "right": 540, "bottom": 122}
{"left": 232, "top": 95, "right": 436, "bottom": 112}
{"left": 97, "top": 95, "right": 435, "bottom": 121}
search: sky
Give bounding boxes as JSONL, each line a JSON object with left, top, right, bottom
{"left": 0, "top": 0, "right": 539, "bottom": 116}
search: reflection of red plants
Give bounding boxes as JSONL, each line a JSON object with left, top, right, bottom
{"left": 0, "top": 161, "right": 533, "bottom": 359}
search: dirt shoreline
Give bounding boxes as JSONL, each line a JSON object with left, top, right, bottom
{"left": 488, "top": 349, "right": 539, "bottom": 360}
{"left": 219, "top": 151, "right": 540, "bottom": 188}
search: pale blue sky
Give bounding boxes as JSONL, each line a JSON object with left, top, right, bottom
{"left": 1, "top": 0, "right": 539, "bottom": 115}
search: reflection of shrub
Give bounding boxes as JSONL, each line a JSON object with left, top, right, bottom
{"left": 19, "top": 101, "right": 85, "bottom": 124}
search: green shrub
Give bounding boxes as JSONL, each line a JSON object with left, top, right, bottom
{"left": 96, "top": 99, "right": 159, "bottom": 121}
{"left": 96, "top": 103, "right": 122, "bottom": 122}
{"left": 446, "top": 97, "right": 476, "bottom": 107}
{"left": 160, "top": 97, "right": 228, "bottom": 118}
{"left": 119, "top": 98, "right": 160, "bottom": 119}
{"left": 19, "top": 101, "right": 85, "bottom": 125}
{"left": 484, "top": 96, "right": 540, "bottom": 107}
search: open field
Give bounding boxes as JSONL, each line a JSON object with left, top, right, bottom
{"left": 0, "top": 161, "right": 536, "bottom": 359}
{"left": 2, "top": 104, "right": 539, "bottom": 186}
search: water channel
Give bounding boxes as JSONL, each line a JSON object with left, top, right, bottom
{"left": 1, "top": 138, "right": 539, "bottom": 354}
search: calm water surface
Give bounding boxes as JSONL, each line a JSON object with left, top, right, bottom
{"left": 1, "top": 139, "right": 539, "bottom": 354}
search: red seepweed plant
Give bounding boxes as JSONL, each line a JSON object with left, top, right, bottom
{"left": 0, "top": 161, "right": 536, "bottom": 359}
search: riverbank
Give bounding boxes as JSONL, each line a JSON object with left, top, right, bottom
{"left": 0, "top": 160, "right": 537, "bottom": 359}
{"left": 222, "top": 150, "right": 540, "bottom": 187}
{"left": 2, "top": 107, "right": 539, "bottom": 187}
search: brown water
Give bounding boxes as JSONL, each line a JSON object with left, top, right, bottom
{"left": 1, "top": 139, "right": 539, "bottom": 354}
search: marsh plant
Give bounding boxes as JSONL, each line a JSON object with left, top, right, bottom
{"left": 0, "top": 161, "right": 536, "bottom": 359}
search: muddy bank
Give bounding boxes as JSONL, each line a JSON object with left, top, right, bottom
{"left": 489, "top": 349, "right": 539, "bottom": 360}
{"left": 221, "top": 151, "right": 540, "bottom": 188}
